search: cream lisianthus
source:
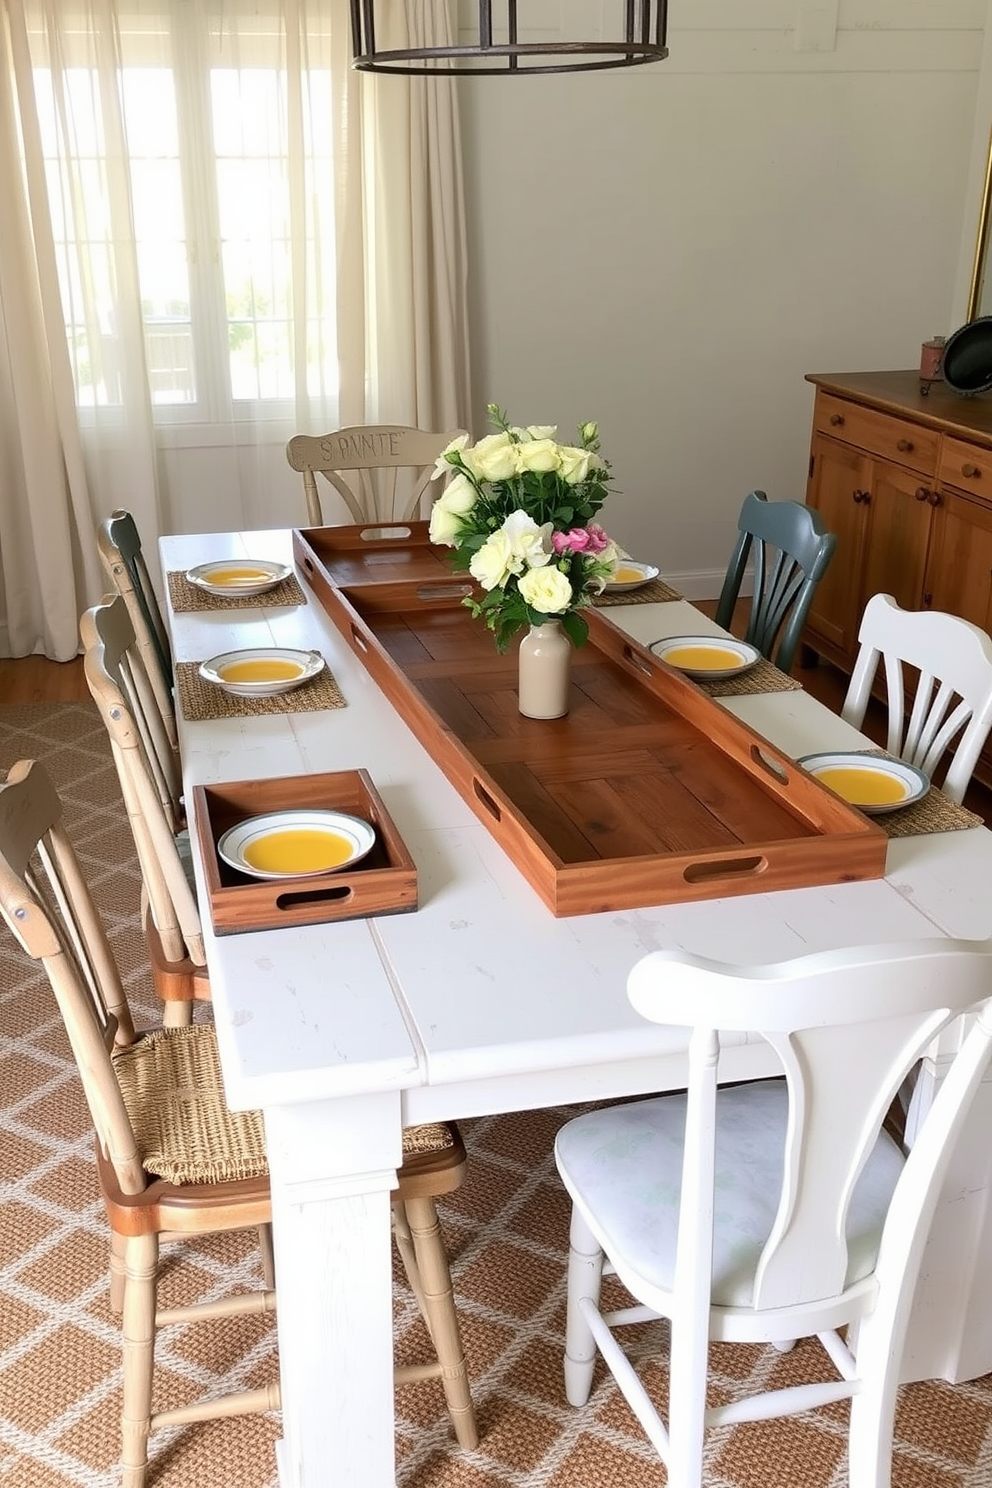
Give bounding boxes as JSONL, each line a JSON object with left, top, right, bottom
{"left": 518, "top": 565, "right": 573, "bottom": 615}
{"left": 428, "top": 403, "right": 616, "bottom": 651}
{"left": 502, "top": 510, "right": 552, "bottom": 570}
{"left": 428, "top": 472, "right": 478, "bottom": 546}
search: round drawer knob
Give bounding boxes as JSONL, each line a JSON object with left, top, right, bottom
{"left": 962, "top": 463, "right": 982, "bottom": 479}
{"left": 915, "top": 487, "right": 930, "bottom": 502}
{"left": 829, "top": 413, "right": 845, "bottom": 426}
{"left": 897, "top": 438, "right": 914, "bottom": 452}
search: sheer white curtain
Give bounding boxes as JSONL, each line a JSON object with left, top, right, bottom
{"left": 0, "top": 0, "right": 471, "bottom": 660}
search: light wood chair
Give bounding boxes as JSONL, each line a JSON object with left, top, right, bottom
{"left": 841, "top": 592, "right": 992, "bottom": 805}
{"left": 286, "top": 425, "right": 468, "bottom": 525}
{"left": 97, "top": 509, "right": 177, "bottom": 754}
{"left": 555, "top": 939, "right": 992, "bottom": 1488}
{"left": 81, "top": 594, "right": 207, "bottom": 1025}
{"left": 715, "top": 490, "right": 837, "bottom": 674}
{"left": 0, "top": 758, "right": 478, "bottom": 1485}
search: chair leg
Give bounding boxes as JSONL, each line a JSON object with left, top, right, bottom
{"left": 257, "top": 1223, "right": 276, "bottom": 1291}
{"left": 392, "top": 1201, "right": 429, "bottom": 1321}
{"left": 564, "top": 1207, "right": 604, "bottom": 1408}
{"left": 121, "top": 1232, "right": 159, "bottom": 1488}
{"left": 110, "top": 1229, "right": 127, "bottom": 1314}
{"left": 162, "top": 998, "right": 193, "bottom": 1028}
{"left": 403, "top": 1195, "right": 479, "bottom": 1451}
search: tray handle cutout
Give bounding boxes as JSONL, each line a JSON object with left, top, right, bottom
{"left": 683, "top": 855, "right": 767, "bottom": 885}
{"left": 351, "top": 624, "right": 369, "bottom": 652}
{"left": 473, "top": 779, "right": 502, "bottom": 822}
{"left": 275, "top": 883, "right": 355, "bottom": 910}
{"left": 750, "top": 745, "right": 789, "bottom": 785}
{"left": 360, "top": 525, "right": 412, "bottom": 541}
{"left": 622, "top": 644, "right": 653, "bottom": 676}
{"left": 416, "top": 584, "right": 474, "bottom": 602}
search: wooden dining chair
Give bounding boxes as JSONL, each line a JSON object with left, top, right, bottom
{"left": 715, "top": 490, "right": 837, "bottom": 674}
{"left": 0, "top": 758, "right": 478, "bottom": 1485}
{"left": 286, "top": 424, "right": 468, "bottom": 525}
{"left": 554, "top": 939, "right": 992, "bottom": 1488}
{"left": 81, "top": 594, "right": 207, "bottom": 1025}
{"left": 97, "top": 509, "right": 177, "bottom": 754}
{"left": 841, "top": 593, "right": 992, "bottom": 805}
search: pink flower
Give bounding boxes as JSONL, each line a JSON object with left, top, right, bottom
{"left": 552, "top": 527, "right": 593, "bottom": 554}
{"left": 585, "top": 523, "right": 611, "bottom": 554}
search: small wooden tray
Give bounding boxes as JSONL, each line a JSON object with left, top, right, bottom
{"left": 294, "top": 526, "right": 888, "bottom": 917}
{"left": 190, "top": 769, "right": 418, "bottom": 934}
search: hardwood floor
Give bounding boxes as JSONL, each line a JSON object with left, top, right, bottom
{"left": 2, "top": 644, "right": 990, "bottom": 824}
{"left": 0, "top": 656, "right": 89, "bottom": 704}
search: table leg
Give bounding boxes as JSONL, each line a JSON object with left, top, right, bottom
{"left": 265, "top": 1092, "right": 404, "bottom": 1488}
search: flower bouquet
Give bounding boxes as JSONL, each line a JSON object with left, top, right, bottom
{"left": 428, "top": 405, "right": 618, "bottom": 653}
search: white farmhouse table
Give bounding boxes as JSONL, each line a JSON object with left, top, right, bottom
{"left": 162, "top": 529, "right": 992, "bottom": 1488}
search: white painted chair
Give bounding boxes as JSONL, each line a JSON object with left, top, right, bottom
{"left": 286, "top": 424, "right": 467, "bottom": 525}
{"left": 841, "top": 593, "right": 992, "bottom": 805}
{"left": 554, "top": 939, "right": 992, "bottom": 1488}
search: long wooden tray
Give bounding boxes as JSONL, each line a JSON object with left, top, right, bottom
{"left": 294, "top": 525, "right": 887, "bottom": 916}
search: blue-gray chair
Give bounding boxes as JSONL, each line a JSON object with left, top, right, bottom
{"left": 715, "top": 490, "right": 837, "bottom": 674}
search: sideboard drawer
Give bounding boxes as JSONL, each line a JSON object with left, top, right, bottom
{"left": 938, "top": 438, "right": 992, "bottom": 501}
{"left": 812, "top": 393, "right": 937, "bottom": 475}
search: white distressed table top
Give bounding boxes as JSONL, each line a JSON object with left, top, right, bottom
{"left": 163, "top": 531, "right": 992, "bottom": 1116}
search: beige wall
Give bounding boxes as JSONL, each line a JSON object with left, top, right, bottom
{"left": 456, "top": 1, "right": 985, "bottom": 594}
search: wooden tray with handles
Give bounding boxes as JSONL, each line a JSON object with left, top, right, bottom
{"left": 294, "top": 525, "right": 887, "bottom": 917}
{"left": 190, "top": 768, "right": 418, "bottom": 934}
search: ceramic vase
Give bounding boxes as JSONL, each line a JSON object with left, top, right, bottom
{"left": 517, "top": 620, "right": 572, "bottom": 719}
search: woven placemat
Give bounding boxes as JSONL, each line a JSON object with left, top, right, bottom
{"left": 694, "top": 656, "right": 803, "bottom": 698}
{"left": 174, "top": 658, "right": 345, "bottom": 721}
{"left": 847, "top": 749, "right": 984, "bottom": 838}
{"left": 167, "top": 569, "right": 308, "bottom": 612}
{"left": 594, "top": 576, "right": 683, "bottom": 607}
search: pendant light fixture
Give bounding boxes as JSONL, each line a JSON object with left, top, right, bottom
{"left": 350, "top": 0, "right": 669, "bottom": 75}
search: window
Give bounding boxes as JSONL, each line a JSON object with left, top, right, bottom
{"left": 30, "top": 2, "right": 339, "bottom": 428}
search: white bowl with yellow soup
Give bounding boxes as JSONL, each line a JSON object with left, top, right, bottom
{"left": 602, "top": 560, "right": 660, "bottom": 593}
{"left": 186, "top": 558, "right": 292, "bottom": 598}
{"left": 796, "top": 752, "right": 929, "bottom": 815}
{"left": 218, "top": 810, "right": 376, "bottom": 880}
{"left": 199, "top": 647, "right": 324, "bottom": 697}
{"left": 649, "top": 634, "right": 761, "bottom": 680}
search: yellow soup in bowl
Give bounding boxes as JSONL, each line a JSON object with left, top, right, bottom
{"left": 207, "top": 566, "right": 273, "bottom": 585}
{"left": 242, "top": 828, "right": 355, "bottom": 874}
{"left": 663, "top": 645, "right": 746, "bottom": 672}
{"left": 814, "top": 766, "right": 908, "bottom": 807}
{"left": 613, "top": 566, "right": 646, "bottom": 585}
{"left": 219, "top": 658, "right": 305, "bottom": 683}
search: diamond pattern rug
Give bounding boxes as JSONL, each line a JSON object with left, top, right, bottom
{"left": 3, "top": 704, "right": 992, "bottom": 1487}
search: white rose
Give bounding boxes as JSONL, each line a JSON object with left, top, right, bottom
{"left": 469, "top": 530, "right": 516, "bottom": 589}
{"left": 558, "top": 446, "right": 594, "bottom": 484}
{"left": 502, "top": 510, "right": 552, "bottom": 569}
{"left": 428, "top": 473, "right": 478, "bottom": 545}
{"left": 462, "top": 432, "right": 518, "bottom": 483}
{"left": 518, "top": 565, "right": 574, "bottom": 615}
{"left": 432, "top": 433, "right": 470, "bottom": 480}
{"left": 515, "top": 438, "right": 560, "bottom": 474}
{"left": 510, "top": 424, "right": 557, "bottom": 442}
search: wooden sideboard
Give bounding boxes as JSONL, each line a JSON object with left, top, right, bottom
{"left": 804, "top": 369, "right": 992, "bottom": 659}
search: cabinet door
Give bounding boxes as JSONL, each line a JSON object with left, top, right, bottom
{"left": 805, "top": 435, "right": 869, "bottom": 662}
{"left": 860, "top": 461, "right": 934, "bottom": 614}
{"left": 924, "top": 489, "right": 992, "bottom": 634}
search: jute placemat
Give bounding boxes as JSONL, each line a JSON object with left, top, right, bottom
{"left": 594, "top": 576, "right": 683, "bottom": 606}
{"left": 692, "top": 655, "right": 802, "bottom": 699}
{"left": 167, "top": 569, "right": 308, "bottom": 613}
{"left": 174, "top": 658, "right": 346, "bottom": 721}
{"left": 845, "top": 748, "right": 983, "bottom": 838}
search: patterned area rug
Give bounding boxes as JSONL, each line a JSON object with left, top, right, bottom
{"left": 3, "top": 704, "right": 992, "bottom": 1487}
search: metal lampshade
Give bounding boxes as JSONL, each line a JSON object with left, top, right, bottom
{"left": 350, "top": 0, "right": 669, "bottom": 75}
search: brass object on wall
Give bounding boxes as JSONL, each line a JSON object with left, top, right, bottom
{"left": 967, "top": 121, "right": 992, "bottom": 321}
